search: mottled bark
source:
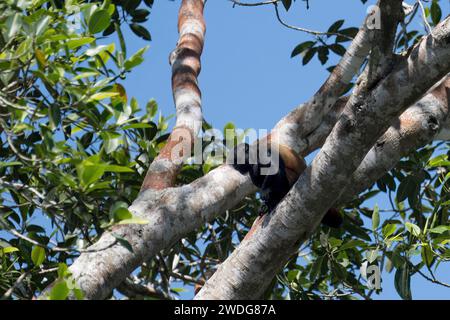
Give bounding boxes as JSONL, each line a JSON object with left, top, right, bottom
{"left": 53, "top": 166, "right": 255, "bottom": 299}
{"left": 271, "top": 4, "right": 376, "bottom": 154}
{"left": 195, "top": 16, "right": 450, "bottom": 300}
{"left": 338, "top": 76, "right": 450, "bottom": 204}
{"left": 141, "top": 0, "right": 206, "bottom": 190}
{"left": 39, "top": 1, "right": 450, "bottom": 299}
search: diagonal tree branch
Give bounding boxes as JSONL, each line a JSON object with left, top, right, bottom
{"left": 44, "top": 0, "right": 376, "bottom": 300}
{"left": 337, "top": 76, "right": 449, "bottom": 205}
{"left": 39, "top": 2, "right": 449, "bottom": 299}
{"left": 195, "top": 14, "right": 450, "bottom": 299}
{"left": 271, "top": 4, "right": 377, "bottom": 153}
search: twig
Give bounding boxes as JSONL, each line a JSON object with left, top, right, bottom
{"left": 417, "top": 0, "right": 434, "bottom": 36}
{"left": 416, "top": 269, "right": 450, "bottom": 288}
{"left": 1, "top": 271, "right": 30, "bottom": 300}
{"left": 273, "top": 3, "right": 353, "bottom": 39}
{"left": 229, "top": 0, "right": 353, "bottom": 40}
{"left": 1, "top": 226, "right": 116, "bottom": 254}
{"left": 0, "top": 178, "right": 59, "bottom": 208}
{"left": 230, "top": 0, "right": 278, "bottom": 6}
{"left": 117, "top": 278, "right": 172, "bottom": 300}
{"left": 170, "top": 271, "right": 205, "bottom": 286}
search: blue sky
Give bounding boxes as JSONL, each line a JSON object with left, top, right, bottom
{"left": 112, "top": 0, "right": 450, "bottom": 299}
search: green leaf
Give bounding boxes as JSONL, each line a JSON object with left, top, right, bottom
{"left": 73, "top": 288, "right": 85, "bottom": 300}
{"left": 85, "top": 44, "right": 111, "bottom": 57}
{"left": 372, "top": 204, "right": 380, "bottom": 231}
{"left": 327, "top": 19, "right": 345, "bottom": 34}
{"left": 114, "top": 207, "right": 132, "bottom": 221}
{"left": 291, "top": 41, "right": 315, "bottom": 58}
{"left": 31, "top": 246, "right": 46, "bottom": 266}
{"left": 394, "top": 264, "right": 412, "bottom": 300}
{"left": 132, "top": 9, "right": 151, "bottom": 22}
{"left": 202, "top": 162, "right": 212, "bottom": 174}
{"left": 223, "top": 122, "right": 236, "bottom": 141}
{"left": 331, "top": 261, "right": 347, "bottom": 280}
{"left": 366, "top": 249, "right": 379, "bottom": 263}
{"left": 382, "top": 223, "right": 397, "bottom": 238}
{"left": 6, "top": 13, "right": 22, "bottom": 40}
{"left": 328, "top": 44, "right": 346, "bottom": 56}
{"left": 336, "top": 27, "right": 358, "bottom": 42}
{"left": 144, "top": 0, "right": 154, "bottom": 7}
{"left": 421, "top": 245, "right": 433, "bottom": 267}
{"left": 397, "top": 176, "right": 419, "bottom": 204}
{"left": 35, "top": 15, "right": 50, "bottom": 36}
{"left": 77, "top": 163, "right": 105, "bottom": 187}
{"left": 427, "top": 154, "right": 449, "bottom": 167}
{"left": 317, "top": 46, "right": 329, "bottom": 65}
{"left": 103, "top": 165, "right": 134, "bottom": 173}
{"left": 35, "top": 49, "right": 47, "bottom": 69}
{"left": 109, "top": 201, "right": 128, "bottom": 216}
{"left": 286, "top": 270, "right": 299, "bottom": 282}
{"left": 429, "top": 225, "right": 450, "bottom": 234}
{"left": 124, "top": 46, "right": 149, "bottom": 70}
{"left": 328, "top": 237, "right": 343, "bottom": 248}
{"left": 337, "top": 239, "right": 365, "bottom": 252}
{"left": 130, "top": 23, "right": 151, "bottom": 41}
{"left": 117, "top": 217, "right": 149, "bottom": 225}
{"left": 66, "top": 37, "right": 95, "bottom": 50}
{"left": 146, "top": 99, "right": 158, "bottom": 118}
{"left": 48, "top": 105, "right": 61, "bottom": 129}
{"left": 430, "top": 1, "right": 442, "bottom": 25}
{"left": 72, "top": 71, "right": 99, "bottom": 81}
{"left": 302, "top": 47, "right": 317, "bottom": 65}
{"left": 405, "top": 222, "right": 421, "bottom": 237}
{"left": 345, "top": 222, "right": 371, "bottom": 241}
{"left": 122, "top": 123, "right": 153, "bottom": 130}
{"left": 88, "top": 9, "right": 111, "bottom": 34}
{"left": 88, "top": 92, "right": 119, "bottom": 102}
{"left": 101, "top": 131, "right": 122, "bottom": 154}
{"left": 309, "top": 255, "right": 325, "bottom": 281}
{"left": 49, "top": 280, "right": 70, "bottom": 300}
{"left": 57, "top": 263, "right": 69, "bottom": 278}
{"left": 281, "top": 0, "right": 292, "bottom": 11}
{"left": 385, "top": 256, "right": 394, "bottom": 273}
{"left": 1, "top": 246, "right": 19, "bottom": 255}
{"left": 0, "top": 161, "right": 22, "bottom": 168}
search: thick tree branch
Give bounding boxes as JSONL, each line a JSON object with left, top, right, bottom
{"left": 116, "top": 278, "right": 172, "bottom": 300}
{"left": 271, "top": 6, "right": 376, "bottom": 153}
{"left": 338, "top": 77, "right": 449, "bottom": 204}
{"left": 46, "top": 1, "right": 376, "bottom": 300}
{"left": 141, "top": 0, "right": 206, "bottom": 190}
{"left": 39, "top": 1, "right": 449, "bottom": 299}
{"left": 195, "top": 14, "right": 450, "bottom": 299}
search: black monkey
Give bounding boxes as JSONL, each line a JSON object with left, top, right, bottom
{"left": 230, "top": 141, "right": 343, "bottom": 228}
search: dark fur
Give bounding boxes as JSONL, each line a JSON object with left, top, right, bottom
{"left": 231, "top": 143, "right": 342, "bottom": 228}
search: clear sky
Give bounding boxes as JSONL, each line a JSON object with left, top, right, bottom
{"left": 113, "top": 0, "right": 450, "bottom": 299}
